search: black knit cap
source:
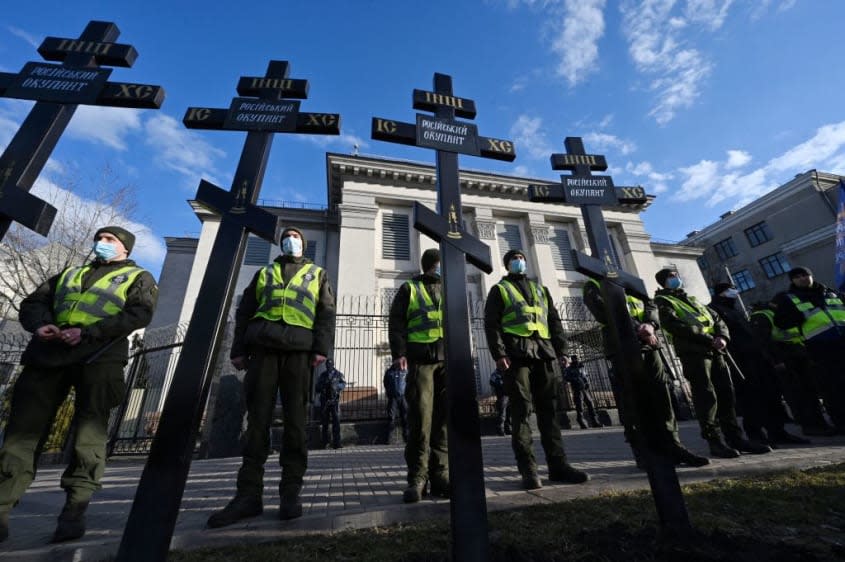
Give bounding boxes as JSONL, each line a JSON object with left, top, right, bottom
{"left": 713, "top": 282, "right": 735, "bottom": 295}
{"left": 94, "top": 226, "right": 135, "bottom": 255}
{"left": 503, "top": 249, "right": 526, "bottom": 268}
{"left": 788, "top": 266, "right": 812, "bottom": 279}
{"left": 421, "top": 248, "right": 440, "bottom": 272}
{"left": 655, "top": 268, "right": 675, "bottom": 287}
{"left": 280, "top": 226, "right": 307, "bottom": 251}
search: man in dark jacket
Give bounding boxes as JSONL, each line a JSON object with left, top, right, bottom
{"left": 208, "top": 226, "right": 335, "bottom": 527}
{"left": 562, "top": 356, "right": 600, "bottom": 430}
{"left": 654, "top": 269, "right": 769, "bottom": 458}
{"left": 383, "top": 365, "right": 409, "bottom": 444}
{"left": 389, "top": 248, "right": 448, "bottom": 503}
{"left": 709, "top": 283, "right": 807, "bottom": 446}
{"left": 316, "top": 359, "right": 345, "bottom": 449}
{"left": 0, "top": 226, "right": 158, "bottom": 543}
{"left": 772, "top": 266, "right": 845, "bottom": 431}
{"left": 484, "top": 249, "right": 589, "bottom": 490}
{"left": 583, "top": 279, "right": 708, "bottom": 467}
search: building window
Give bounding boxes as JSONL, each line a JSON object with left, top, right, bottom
{"left": 382, "top": 214, "right": 410, "bottom": 260}
{"left": 744, "top": 222, "right": 773, "bottom": 247}
{"left": 732, "top": 269, "right": 755, "bottom": 292}
{"left": 697, "top": 255, "right": 709, "bottom": 270}
{"left": 549, "top": 226, "right": 576, "bottom": 271}
{"left": 608, "top": 232, "right": 623, "bottom": 267}
{"left": 244, "top": 236, "right": 271, "bottom": 266}
{"left": 759, "top": 253, "right": 791, "bottom": 279}
{"left": 304, "top": 240, "right": 317, "bottom": 262}
{"left": 498, "top": 223, "right": 523, "bottom": 259}
{"left": 713, "top": 237, "right": 738, "bottom": 260}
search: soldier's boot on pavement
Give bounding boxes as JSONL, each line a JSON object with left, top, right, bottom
{"left": 707, "top": 437, "right": 741, "bottom": 459}
{"left": 279, "top": 486, "right": 303, "bottom": 520}
{"left": 51, "top": 500, "right": 89, "bottom": 543}
{"left": 631, "top": 446, "right": 646, "bottom": 470}
{"left": 403, "top": 480, "right": 426, "bottom": 503}
{"left": 668, "top": 443, "right": 710, "bottom": 467}
{"left": 429, "top": 473, "right": 450, "bottom": 499}
{"left": 576, "top": 416, "right": 588, "bottom": 430}
{"left": 726, "top": 435, "right": 772, "bottom": 454}
{"left": 207, "top": 495, "right": 263, "bottom": 528}
{"left": 0, "top": 511, "right": 8, "bottom": 543}
{"left": 548, "top": 463, "right": 590, "bottom": 484}
{"left": 504, "top": 424, "right": 512, "bottom": 435}
{"left": 520, "top": 469, "right": 542, "bottom": 490}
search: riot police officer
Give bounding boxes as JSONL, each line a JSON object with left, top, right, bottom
{"left": 316, "top": 359, "right": 346, "bottom": 448}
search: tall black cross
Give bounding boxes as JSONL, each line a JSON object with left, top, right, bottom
{"left": 372, "top": 73, "right": 515, "bottom": 562}
{"left": 0, "top": 20, "right": 164, "bottom": 240}
{"left": 116, "top": 60, "right": 340, "bottom": 562}
{"left": 528, "top": 137, "right": 692, "bottom": 535}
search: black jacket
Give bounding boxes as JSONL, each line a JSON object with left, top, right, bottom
{"left": 708, "top": 296, "right": 758, "bottom": 355}
{"left": 772, "top": 282, "right": 845, "bottom": 337}
{"left": 388, "top": 273, "right": 445, "bottom": 363}
{"left": 19, "top": 258, "right": 158, "bottom": 367}
{"left": 582, "top": 280, "right": 660, "bottom": 357}
{"left": 655, "top": 288, "right": 729, "bottom": 356}
{"left": 231, "top": 255, "right": 336, "bottom": 358}
{"left": 483, "top": 274, "right": 568, "bottom": 361}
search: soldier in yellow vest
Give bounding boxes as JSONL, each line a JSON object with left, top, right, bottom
{"left": 484, "top": 249, "right": 589, "bottom": 490}
{"left": 0, "top": 226, "right": 158, "bottom": 543}
{"left": 750, "top": 301, "right": 834, "bottom": 436}
{"left": 208, "top": 226, "right": 335, "bottom": 527}
{"left": 654, "top": 269, "right": 770, "bottom": 458}
{"left": 582, "top": 279, "right": 709, "bottom": 468}
{"left": 388, "top": 248, "right": 449, "bottom": 503}
{"left": 772, "top": 266, "right": 845, "bottom": 432}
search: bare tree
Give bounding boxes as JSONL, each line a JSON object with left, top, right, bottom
{"left": 0, "top": 165, "right": 137, "bottom": 319}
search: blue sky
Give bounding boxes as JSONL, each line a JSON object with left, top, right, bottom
{"left": 2, "top": 0, "right": 844, "bottom": 278}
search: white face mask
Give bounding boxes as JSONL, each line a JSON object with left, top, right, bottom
{"left": 721, "top": 288, "right": 740, "bottom": 299}
{"left": 281, "top": 236, "right": 303, "bottom": 256}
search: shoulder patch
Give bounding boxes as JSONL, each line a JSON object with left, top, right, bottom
{"left": 112, "top": 274, "right": 129, "bottom": 284}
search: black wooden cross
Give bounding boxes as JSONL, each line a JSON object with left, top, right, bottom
{"left": 0, "top": 20, "right": 164, "bottom": 240}
{"left": 528, "top": 137, "right": 692, "bottom": 535}
{"left": 371, "top": 72, "right": 515, "bottom": 562}
{"left": 116, "top": 60, "right": 339, "bottom": 562}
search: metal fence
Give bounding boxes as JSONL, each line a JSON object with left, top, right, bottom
{"left": 0, "top": 295, "right": 695, "bottom": 460}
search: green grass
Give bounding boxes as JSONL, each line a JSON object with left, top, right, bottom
{"left": 169, "top": 463, "right": 845, "bottom": 561}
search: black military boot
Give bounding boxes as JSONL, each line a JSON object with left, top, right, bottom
{"left": 279, "top": 487, "right": 303, "bottom": 520}
{"left": 707, "top": 437, "right": 741, "bottom": 459}
{"left": 51, "top": 500, "right": 89, "bottom": 543}
{"left": 429, "top": 474, "right": 451, "bottom": 499}
{"left": 576, "top": 416, "right": 588, "bottom": 430}
{"left": 0, "top": 511, "right": 8, "bottom": 543}
{"left": 207, "top": 495, "right": 263, "bottom": 528}
{"left": 668, "top": 444, "right": 710, "bottom": 467}
{"left": 521, "top": 469, "right": 542, "bottom": 490}
{"left": 548, "top": 463, "right": 590, "bottom": 484}
{"left": 726, "top": 436, "right": 772, "bottom": 454}
{"left": 403, "top": 480, "right": 426, "bottom": 503}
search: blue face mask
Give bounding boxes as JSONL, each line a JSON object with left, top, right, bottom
{"left": 508, "top": 258, "right": 527, "bottom": 275}
{"left": 433, "top": 264, "right": 441, "bottom": 277}
{"left": 281, "top": 236, "right": 303, "bottom": 256}
{"left": 93, "top": 241, "right": 118, "bottom": 261}
{"left": 666, "top": 277, "right": 683, "bottom": 290}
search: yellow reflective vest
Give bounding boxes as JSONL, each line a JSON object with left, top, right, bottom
{"left": 497, "top": 279, "right": 550, "bottom": 339}
{"left": 253, "top": 262, "right": 322, "bottom": 329}
{"left": 54, "top": 265, "right": 144, "bottom": 327}
{"left": 787, "top": 292, "right": 845, "bottom": 342}
{"left": 406, "top": 281, "right": 443, "bottom": 343}
{"left": 750, "top": 309, "right": 803, "bottom": 345}
{"left": 655, "top": 293, "right": 715, "bottom": 335}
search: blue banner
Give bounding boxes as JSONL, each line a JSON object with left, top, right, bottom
{"left": 836, "top": 179, "right": 845, "bottom": 293}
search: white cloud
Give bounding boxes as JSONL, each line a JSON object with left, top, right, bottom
{"left": 551, "top": 0, "right": 607, "bottom": 86}
{"left": 6, "top": 26, "right": 40, "bottom": 49}
{"left": 668, "top": 119, "right": 845, "bottom": 208}
{"left": 66, "top": 106, "right": 143, "bottom": 150}
{"left": 751, "top": 0, "right": 798, "bottom": 20}
{"left": 725, "top": 149, "right": 751, "bottom": 169}
{"left": 583, "top": 132, "right": 637, "bottom": 155}
{"left": 621, "top": 0, "right": 721, "bottom": 124}
{"left": 509, "top": 115, "right": 552, "bottom": 160}
{"left": 298, "top": 132, "right": 369, "bottom": 153}
{"left": 513, "top": 164, "right": 530, "bottom": 177}
{"left": 143, "top": 114, "right": 226, "bottom": 186}
{"left": 625, "top": 160, "right": 673, "bottom": 193}
{"left": 684, "top": 0, "right": 734, "bottom": 30}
